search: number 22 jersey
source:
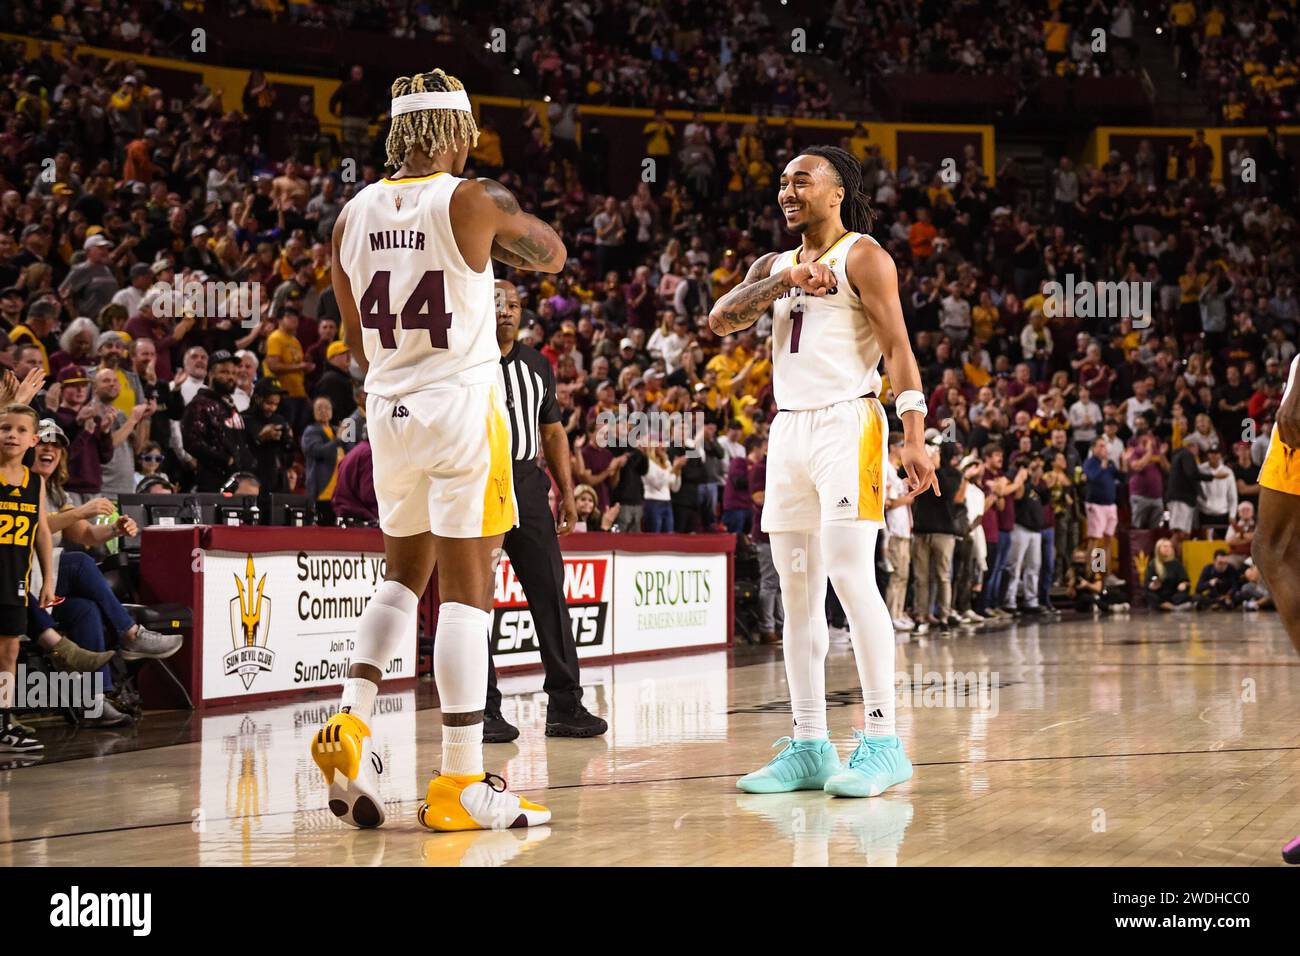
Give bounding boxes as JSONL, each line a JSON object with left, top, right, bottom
{"left": 0, "top": 467, "right": 39, "bottom": 606}
{"left": 338, "top": 172, "right": 499, "bottom": 399}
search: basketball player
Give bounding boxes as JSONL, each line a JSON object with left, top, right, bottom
{"left": 1251, "top": 355, "right": 1300, "bottom": 863}
{"left": 709, "top": 146, "right": 937, "bottom": 798}
{"left": 313, "top": 69, "right": 565, "bottom": 832}
{"left": 0, "top": 404, "right": 55, "bottom": 754}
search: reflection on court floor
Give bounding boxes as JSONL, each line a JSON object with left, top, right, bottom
{"left": 2, "top": 618, "right": 1299, "bottom": 866}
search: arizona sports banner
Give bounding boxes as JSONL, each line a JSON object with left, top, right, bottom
{"left": 491, "top": 553, "right": 613, "bottom": 667}
{"left": 201, "top": 550, "right": 416, "bottom": 701}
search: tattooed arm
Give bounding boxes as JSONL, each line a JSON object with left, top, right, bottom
{"left": 708, "top": 252, "right": 837, "bottom": 336}
{"left": 479, "top": 178, "right": 568, "bottom": 274}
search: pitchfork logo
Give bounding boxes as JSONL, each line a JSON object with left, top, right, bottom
{"left": 224, "top": 554, "right": 276, "bottom": 689}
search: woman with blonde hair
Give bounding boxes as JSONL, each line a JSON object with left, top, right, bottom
{"left": 572, "top": 483, "right": 618, "bottom": 532}
{"left": 1145, "top": 537, "right": 1192, "bottom": 611}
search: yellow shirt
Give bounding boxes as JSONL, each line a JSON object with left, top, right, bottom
{"left": 711, "top": 265, "right": 741, "bottom": 300}
{"left": 319, "top": 424, "right": 343, "bottom": 501}
{"left": 973, "top": 305, "right": 998, "bottom": 341}
{"left": 1204, "top": 8, "right": 1224, "bottom": 37}
{"left": 111, "top": 369, "right": 137, "bottom": 416}
{"left": 265, "top": 329, "right": 306, "bottom": 397}
{"left": 643, "top": 121, "right": 674, "bottom": 157}
{"left": 1170, "top": 2, "right": 1195, "bottom": 27}
{"left": 747, "top": 159, "right": 773, "bottom": 191}
{"left": 471, "top": 128, "right": 504, "bottom": 168}
{"left": 707, "top": 352, "right": 745, "bottom": 393}
{"left": 1179, "top": 272, "right": 1207, "bottom": 304}
{"left": 746, "top": 357, "right": 772, "bottom": 396}
{"left": 1043, "top": 20, "right": 1069, "bottom": 53}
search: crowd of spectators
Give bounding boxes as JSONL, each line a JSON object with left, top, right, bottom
{"left": 0, "top": 25, "right": 1297, "bottom": 648}
{"left": 1173, "top": 0, "right": 1300, "bottom": 125}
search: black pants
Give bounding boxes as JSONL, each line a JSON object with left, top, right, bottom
{"left": 486, "top": 466, "right": 583, "bottom": 714}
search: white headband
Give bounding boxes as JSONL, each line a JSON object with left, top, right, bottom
{"left": 390, "top": 90, "right": 472, "bottom": 116}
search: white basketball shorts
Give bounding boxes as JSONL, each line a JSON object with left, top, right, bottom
{"left": 368, "top": 380, "right": 518, "bottom": 539}
{"left": 761, "top": 396, "right": 888, "bottom": 533}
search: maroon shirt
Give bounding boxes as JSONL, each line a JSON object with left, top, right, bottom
{"left": 749, "top": 458, "right": 768, "bottom": 543}
{"left": 580, "top": 443, "right": 615, "bottom": 510}
{"left": 332, "top": 441, "right": 377, "bottom": 522}
{"left": 981, "top": 470, "right": 1001, "bottom": 543}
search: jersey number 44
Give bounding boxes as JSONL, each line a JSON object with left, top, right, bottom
{"left": 359, "top": 269, "right": 453, "bottom": 349}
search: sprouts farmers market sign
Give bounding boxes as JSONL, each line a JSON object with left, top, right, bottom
{"left": 611, "top": 552, "right": 728, "bottom": 655}
{"left": 202, "top": 551, "right": 415, "bottom": 700}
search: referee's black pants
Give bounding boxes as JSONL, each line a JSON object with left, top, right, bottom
{"left": 486, "top": 466, "right": 583, "bottom": 714}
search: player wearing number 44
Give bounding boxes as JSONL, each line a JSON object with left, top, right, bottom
{"left": 312, "top": 67, "right": 566, "bottom": 833}
{"left": 710, "top": 146, "right": 936, "bottom": 800}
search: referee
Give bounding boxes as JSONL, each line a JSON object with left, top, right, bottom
{"left": 484, "top": 281, "right": 608, "bottom": 742}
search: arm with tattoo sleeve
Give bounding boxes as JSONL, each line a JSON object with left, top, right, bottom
{"left": 708, "top": 253, "right": 789, "bottom": 335}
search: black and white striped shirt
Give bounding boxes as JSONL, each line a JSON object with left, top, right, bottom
{"left": 499, "top": 342, "right": 561, "bottom": 467}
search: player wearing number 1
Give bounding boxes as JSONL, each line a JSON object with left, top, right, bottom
{"left": 710, "top": 146, "right": 936, "bottom": 799}
{"left": 313, "top": 69, "right": 565, "bottom": 832}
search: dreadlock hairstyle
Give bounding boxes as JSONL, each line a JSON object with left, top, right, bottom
{"left": 384, "top": 69, "right": 479, "bottom": 170}
{"left": 800, "top": 144, "right": 875, "bottom": 234}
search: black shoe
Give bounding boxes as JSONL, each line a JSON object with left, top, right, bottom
{"left": 483, "top": 711, "right": 519, "bottom": 744}
{"left": 545, "top": 704, "right": 608, "bottom": 738}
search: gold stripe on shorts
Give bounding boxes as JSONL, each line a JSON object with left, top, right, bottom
{"left": 857, "top": 401, "right": 885, "bottom": 522}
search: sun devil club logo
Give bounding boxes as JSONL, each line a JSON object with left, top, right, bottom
{"left": 225, "top": 554, "right": 275, "bottom": 689}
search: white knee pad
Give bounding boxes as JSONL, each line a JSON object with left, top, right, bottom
{"left": 432, "top": 601, "right": 491, "bottom": 714}
{"left": 352, "top": 580, "right": 419, "bottom": 671}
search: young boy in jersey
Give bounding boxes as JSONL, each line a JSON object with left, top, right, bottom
{"left": 1251, "top": 355, "right": 1300, "bottom": 862}
{"left": 709, "top": 146, "right": 936, "bottom": 799}
{"left": 0, "top": 404, "right": 56, "bottom": 754}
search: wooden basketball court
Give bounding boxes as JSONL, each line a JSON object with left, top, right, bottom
{"left": 3, "top": 613, "right": 1298, "bottom": 866}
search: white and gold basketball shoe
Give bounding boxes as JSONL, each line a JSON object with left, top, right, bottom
{"left": 311, "top": 712, "right": 386, "bottom": 829}
{"left": 417, "top": 772, "right": 550, "bottom": 832}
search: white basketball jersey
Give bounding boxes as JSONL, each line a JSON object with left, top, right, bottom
{"left": 768, "top": 231, "right": 883, "bottom": 410}
{"left": 339, "top": 172, "right": 498, "bottom": 399}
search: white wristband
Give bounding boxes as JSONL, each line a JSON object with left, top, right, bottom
{"left": 895, "top": 389, "right": 927, "bottom": 418}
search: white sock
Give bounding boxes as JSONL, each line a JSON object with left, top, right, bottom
{"left": 433, "top": 601, "right": 491, "bottom": 776}
{"left": 771, "top": 531, "right": 830, "bottom": 740}
{"left": 442, "top": 721, "right": 484, "bottom": 776}
{"left": 823, "top": 523, "right": 897, "bottom": 737}
{"left": 340, "top": 677, "right": 378, "bottom": 725}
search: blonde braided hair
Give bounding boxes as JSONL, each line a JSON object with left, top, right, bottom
{"left": 385, "top": 69, "right": 479, "bottom": 169}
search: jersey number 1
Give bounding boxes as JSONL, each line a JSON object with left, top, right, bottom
{"left": 358, "top": 270, "right": 452, "bottom": 349}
